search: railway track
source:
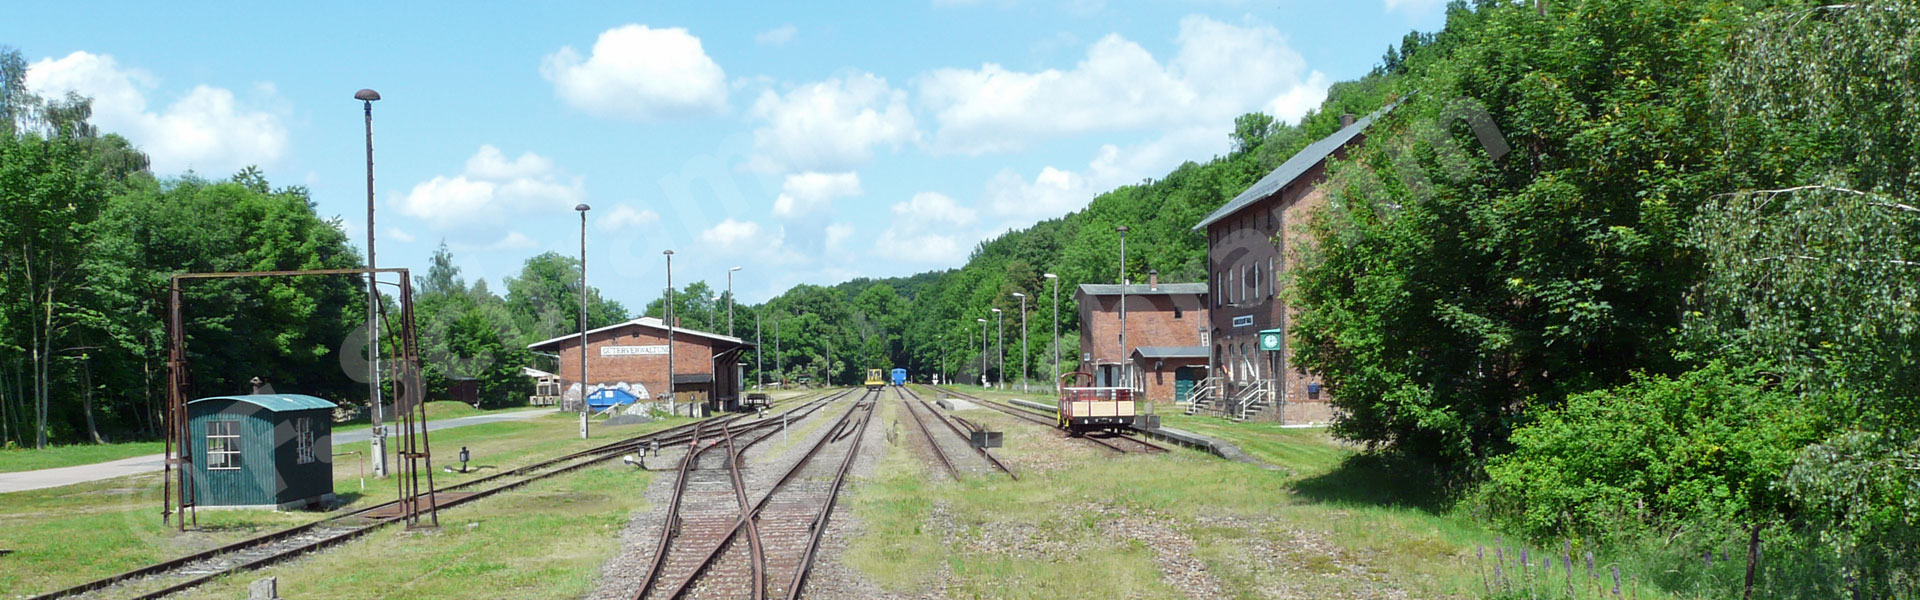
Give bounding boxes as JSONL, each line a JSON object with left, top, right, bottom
{"left": 29, "top": 390, "right": 842, "bottom": 600}
{"left": 895, "top": 386, "right": 1016, "bottom": 479}
{"left": 919, "top": 384, "right": 1168, "bottom": 454}
{"left": 635, "top": 388, "right": 879, "bottom": 600}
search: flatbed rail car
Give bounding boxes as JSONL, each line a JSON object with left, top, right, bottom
{"left": 865, "top": 368, "right": 887, "bottom": 390}
{"left": 890, "top": 368, "right": 907, "bottom": 386}
{"left": 1056, "top": 371, "right": 1136, "bottom": 434}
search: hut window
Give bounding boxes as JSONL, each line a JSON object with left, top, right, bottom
{"left": 293, "top": 417, "right": 317, "bottom": 465}
{"left": 207, "top": 421, "right": 242, "bottom": 470}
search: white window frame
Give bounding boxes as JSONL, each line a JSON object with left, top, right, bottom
{"left": 207, "top": 420, "right": 242, "bottom": 471}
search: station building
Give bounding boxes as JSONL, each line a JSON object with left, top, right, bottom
{"left": 526, "top": 317, "right": 754, "bottom": 412}
{"left": 1075, "top": 273, "right": 1209, "bottom": 402}
{"left": 1190, "top": 100, "right": 1400, "bottom": 423}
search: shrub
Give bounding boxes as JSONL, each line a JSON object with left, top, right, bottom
{"left": 1483, "top": 361, "right": 1825, "bottom": 542}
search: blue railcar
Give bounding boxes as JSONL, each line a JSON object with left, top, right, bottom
{"left": 890, "top": 368, "right": 907, "bottom": 386}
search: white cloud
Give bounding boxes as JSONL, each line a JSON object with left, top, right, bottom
{"left": 399, "top": 145, "right": 585, "bottom": 231}
{"left": 540, "top": 24, "right": 729, "bottom": 121}
{"left": 755, "top": 24, "right": 798, "bottom": 46}
{"left": 825, "top": 223, "right": 856, "bottom": 251}
{"left": 385, "top": 228, "right": 417, "bottom": 243}
{"left": 916, "top": 15, "right": 1327, "bottom": 154}
{"left": 25, "top": 51, "right": 288, "bottom": 176}
{"left": 772, "top": 171, "right": 863, "bottom": 218}
{"left": 984, "top": 125, "right": 1223, "bottom": 219}
{"left": 744, "top": 72, "right": 918, "bottom": 173}
{"left": 598, "top": 204, "right": 660, "bottom": 231}
{"left": 698, "top": 218, "right": 766, "bottom": 252}
{"left": 479, "top": 231, "right": 538, "bottom": 250}
{"left": 875, "top": 192, "right": 980, "bottom": 264}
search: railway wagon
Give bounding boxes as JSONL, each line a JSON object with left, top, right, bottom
{"left": 890, "top": 368, "right": 907, "bottom": 386}
{"left": 865, "top": 368, "right": 887, "bottom": 391}
{"left": 1055, "top": 371, "right": 1136, "bottom": 434}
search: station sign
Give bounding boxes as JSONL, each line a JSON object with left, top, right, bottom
{"left": 1231, "top": 315, "right": 1255, "bottom": 328}
{"left": 601, "top": 345, "right": 669, "bottom": 357}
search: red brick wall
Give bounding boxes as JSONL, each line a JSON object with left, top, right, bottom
{"left": 1076, "top": 292, "right": 1208, "bottom": 367}
{"left": 1131, "top": 356, "right": 1207, "bottom": 402}
{"left": 547, "top": 324, "right": 725, "bottom": 402}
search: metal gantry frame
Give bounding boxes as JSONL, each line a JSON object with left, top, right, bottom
{"left": 163, "top": 267, "right": 439, "bottom": 531}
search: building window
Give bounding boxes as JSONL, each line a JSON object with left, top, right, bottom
{"left": 207, "top": 420, "right": 242, "bottom": 470}
{"left": 1268, "top": 257, "right": 1276, "bottom": 299}
{"left": 293, "top": 417, "right": 317, "bottom": 465}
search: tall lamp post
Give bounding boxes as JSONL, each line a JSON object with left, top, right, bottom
{"left": 727, "top": 266, "right": 742, "bottom": 336}
{"left": 1012, "top": 292, "right": 1028, "bottom": 392}
{"left": 664, "top": 250, "right": 675, "bottom": 411}
{"left": 992, "top": 307, "right": 1004, "bottom": 389}
{"left": 575, "top": 203, "right": 591, "bottom": 439}
{"left": 354, "top": 87, "right": 388, "bottom": 478}
{"left": 976, "top": 318, "right": 988, "bottom": 387}
{"left": 1116, "top": 225, "right": 1130, "bottom": 389}
{"left": 1044, "top": 273, "right": 1059, "bottom": 388}
{"left": 755, "top": 312, "right": 763, "bottom": 391}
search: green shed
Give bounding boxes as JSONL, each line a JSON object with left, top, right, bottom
{"left": 187, "top": 394, "right": 336, "bottom": 510}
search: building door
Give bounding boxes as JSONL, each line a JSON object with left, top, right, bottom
{"left": 1173, "top": 367, "right": 1199, "bottom": 403}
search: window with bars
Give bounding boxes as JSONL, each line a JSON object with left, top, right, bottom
{"left": 207, "top": 421, "right": 242, "bottom": 470}
{"left": 293, "top": 417, "right": 317, "bottom": 465}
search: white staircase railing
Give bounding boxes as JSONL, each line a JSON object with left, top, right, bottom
{"left": 1182, "top": 376, "right": 1222, "bottom": 415}
{"left": 1229, "top": 379, "right": 1274, "bottom": 421}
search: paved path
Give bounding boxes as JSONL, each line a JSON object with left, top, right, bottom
{"left": 0, "top": 409, "right": 554, "bottom": 494}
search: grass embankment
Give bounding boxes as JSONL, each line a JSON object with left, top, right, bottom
{"left": 0, "top": 402, "right": 543, "bottom": 474}
{"left": 846, "top": 385, "right": 1677, "bottom": 599}
{"left": 0, "top": 441, "right": 167, "bottom": 473}
{"left": 0, "top": 411, "right": 688, "bottom": 596}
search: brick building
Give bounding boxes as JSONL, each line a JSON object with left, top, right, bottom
{"left": 1191, "top": 100, "right": 1400, "bottom": 422}
{"left": 1075, "top": 274, "right": 1209, "bottom": 401}
{"left": 526, "top": 316, "right": 753, "bottom": 412}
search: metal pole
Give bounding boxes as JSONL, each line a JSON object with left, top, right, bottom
{"left": 1117, "top": 225, "right": 1130, "bottom": 389}
{"left": 358, "top": 89, "right": 388, "bottom": 478}
{"left": 775, "top": 320, "right": 781, "bottom": 387}
{"left": 664, "top": 250, "right": 675, "bottom": 411}
{"left": 756, "top": 313, "right": 763, "bottom": 390}
{"left": 728, "top": 266, "right": 741, "bottom": 337}
{"left": 1017, "top": 293, "right": 1028, "bottom": 392}
{"left": 994, "top": 309, "right": 1003, "bottom": 389}
{"left": 577, "top": 204, "right": 590, "bottom": 439}
{"left": 1048, "top": 274, "right": 1059, "bottom": 387}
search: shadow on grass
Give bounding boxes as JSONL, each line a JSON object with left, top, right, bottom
{"left": 1289, "top": 452, "right": 1462, "bottom": 514}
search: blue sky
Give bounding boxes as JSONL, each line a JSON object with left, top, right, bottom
{"left": 6, "top": 1, "right": 1447, "bottom": 305}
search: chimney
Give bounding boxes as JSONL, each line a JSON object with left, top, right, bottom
{"left": 1148, "top": 269, "right": 1159, "bottom": 291}
{"left": 1340, "top": 114, "right": 1356, "bottom": 128}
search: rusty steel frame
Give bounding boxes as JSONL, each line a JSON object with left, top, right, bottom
{"left": 163, "top": 267, "right": 439, "bottom": 532}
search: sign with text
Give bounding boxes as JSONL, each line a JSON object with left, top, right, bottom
{"left": 1231, "top": 315, "right": 1255, "bottom": 328}
{"left": 600, "top": 345, "right": 668, "bottom": 357}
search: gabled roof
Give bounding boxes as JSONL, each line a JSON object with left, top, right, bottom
{"left": 188, "top": 394, "right": 338, "bottom": 412}
{"left": 526, "top": 316, "right": 751, "bottom": 351}
{"left": 1192, "top": 97, "right": 1406, "bottom": 231}
{"left": 1131, "top": 346, "right": 1208, "bottom": 359}
{"left": 1077, "top": 283, "right": 1209, "bottom": 296}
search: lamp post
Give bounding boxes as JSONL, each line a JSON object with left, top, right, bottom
{"left": 1116, "top": 225, "right": 1130, "bottom": 389}
{"left": 1044, "top": 273, "right": 1059, "bottom": 388}
{"left": 576, "top": 203, "right": 591, "bottom": 439}
{"left": 727, "top": 266, "right": 742, "bottom": 337}
{"left": 1012, "top": 292, "right": 1028, "bottom": 392}
{"left": 664, "top": 250, "right": 675, "bottom": 411}
{"left": 976, "top": 318, "right": 988, "bottom": 388}
{"left": 755, "top": 312, "right": 763, "bottom": 391}
{"left": 354, "top": 87, "right": 388, "bottom": 478}
{"left": 992, "top": 307, "right": 1004, "bottom": 389}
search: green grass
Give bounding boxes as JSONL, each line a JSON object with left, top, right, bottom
{"left": 0, "top": 402, "right": 544, "bottom": 474}
{"left": 845, "top": 388, "right": 1693, "bottom": 599}
{"left": 0, "top": 440, "right": 167, "bottom": 473}
{"left": 0, "top": 411, "right": 688, "bottom": 596}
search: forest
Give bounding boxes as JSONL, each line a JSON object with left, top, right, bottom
{"left": 4, "top": 0, "right": 1916, "bottom": 594}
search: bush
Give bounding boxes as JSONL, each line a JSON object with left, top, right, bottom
{"left": 1483, "top": 362, "right": 1825, "bottom": 542}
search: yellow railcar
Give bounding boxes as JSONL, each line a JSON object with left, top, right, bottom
{"left": 864, "top": 368, "right": 886, "bottom": 391}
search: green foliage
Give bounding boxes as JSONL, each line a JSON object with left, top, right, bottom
{"left": 1485, "top": 362, "right": 1825, "bottom": 542}
{"left": 1779, "top": 431, "right": 1920, "bottom": 597}
{"left": 503, "top": 251, "right": 628, "bottom": 344}
{"left": 1290, "top": 0, "right": 1757, "bottom": 467}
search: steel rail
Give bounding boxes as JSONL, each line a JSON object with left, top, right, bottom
{"left": 646, "top": 390, "right": 877, "bottom": 600}
{"left": 780, "top": 392, "right": 879, "bottom": 600}
{"left": 31, "top": 392, "right": 838, "bottom": 600}
{"left": 916, "top": 399, "right": 1017, "bottom": 479}
{"left": 920, "top": 384, "right": 1168, "bottom": 454}
{"left": 722, "top": 426, "right": 766, "bottom": 600}
{"left": 898, "top": 392, "right": 961, "bottom": 480}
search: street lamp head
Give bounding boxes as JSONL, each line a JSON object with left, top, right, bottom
{"left": 992, "top": 308, "right": 1002, "bottom": 313}
{"left": 730, "top": 266, "right": 743, "bottom": 272}
{"left": 354, "top": 89, "right": 381, "bottom": 102}
{"left": 663, "top": 249, "right": 674, "bottom": 256}
{"left": 1116, "top": 225, "right": 1130, "bottom": 233}
{"left": 575, "top": 203, "right": 591, "bottom": 212}
{"left": 977, "top": 318, "right": 987, "bottom": 323}
{"left": 1012, "top": 292, "right": 1025, "bottom": 299}
{"left": 1043, "top": 273, "right": 1057, "bottom": 279}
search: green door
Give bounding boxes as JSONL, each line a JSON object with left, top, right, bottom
{"left": 1174, "top": 367, "right": 1199, "bottom": 402}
